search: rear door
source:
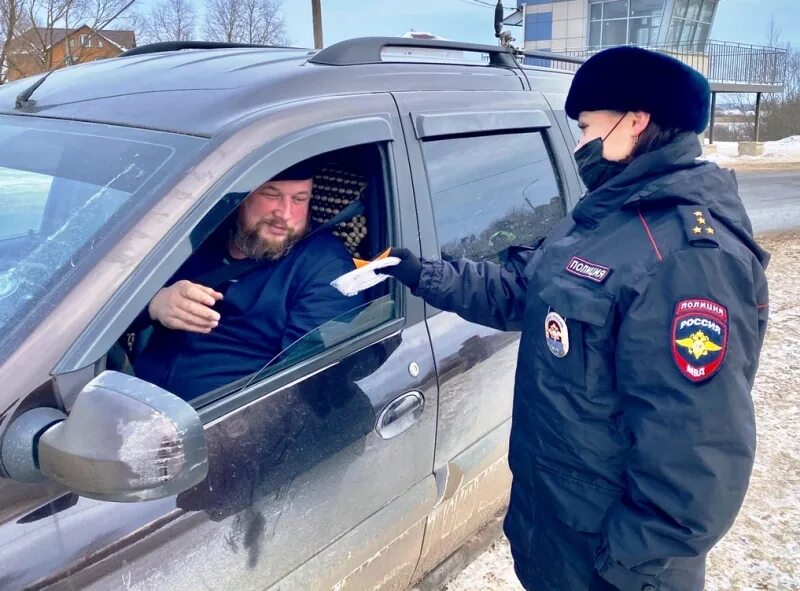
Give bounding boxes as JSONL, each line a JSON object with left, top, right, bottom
{"left": 393, "top": 90, "right": 572, "bottom": 578}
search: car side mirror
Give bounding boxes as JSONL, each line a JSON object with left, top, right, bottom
{"left": 1, "top": 371, "right": 208, "bottom": 502}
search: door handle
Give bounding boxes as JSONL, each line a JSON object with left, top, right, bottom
{"left": 376, "top": 391, "right": 424, "bottom": 440}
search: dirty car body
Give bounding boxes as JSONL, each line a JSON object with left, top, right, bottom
{"left": 0, "top": 38, "right": 583, "bottom": 590}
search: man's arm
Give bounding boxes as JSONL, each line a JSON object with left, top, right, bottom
{"left": 596, "top": 247, "right": 765, "bottom": 588}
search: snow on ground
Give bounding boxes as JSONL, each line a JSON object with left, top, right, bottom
{"left": 442, "top": 231, "right": 800, "bottom": 591}
{"left": 702, "top": 136, "right": 800, "bottom": 168}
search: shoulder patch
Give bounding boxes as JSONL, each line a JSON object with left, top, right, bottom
{"left": 678, "top": 206, "right": 719, "bottom": 247}
{"left": 564, "top": 256, "right": 612, "bottom": 283}
{"left": 671, "top": 298, "right": 728, "bottom": 383}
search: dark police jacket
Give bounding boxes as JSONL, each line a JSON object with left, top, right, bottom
{"left": 135, "top": 228, "right": 360, "bottom": 400}
{"left": 413, "top": 133, "right": 769, "bottom": 590}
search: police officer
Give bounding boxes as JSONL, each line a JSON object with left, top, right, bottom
{"left": 385, "top": 46, "right": 769, "bottom": 591}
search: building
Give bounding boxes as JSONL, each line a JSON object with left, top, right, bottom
{"left": 509, "top": 0, "right": 716, "bottom": 53}
{"left": 503, "top": 0, "right": 787, "bottom": 142}
{"left": 5, "top": 25, "right": 136, "bottom": 82}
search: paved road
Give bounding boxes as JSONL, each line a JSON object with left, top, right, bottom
{"left": 736, "top": 169, "right": 800, "bottom": 234}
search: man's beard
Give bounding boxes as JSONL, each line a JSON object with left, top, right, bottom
{"left": 232, "top": 218, "right": 308, "bottom": 261}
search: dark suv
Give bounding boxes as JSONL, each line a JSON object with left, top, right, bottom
{"left": 0, "top": 37, "right": 583, "bottom": 590}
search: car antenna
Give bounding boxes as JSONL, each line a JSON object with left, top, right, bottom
{"left": 15, "top": 69, "right": 57, "bottom": 109}
{"left": 494, "top": 1, "right": 516, "bottom": 50}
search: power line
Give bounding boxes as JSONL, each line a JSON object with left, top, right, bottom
{"left": 455, "top": 0, "right": 489, "bottom": 9}
{"left": 456, "top": 0, "right": 516, "bottom": 11}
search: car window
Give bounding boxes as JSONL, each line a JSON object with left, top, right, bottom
{"left": 565, "top": 114, "right": 582, "bottom": 145}
{"left": 421, "top": 131, "right": 565, "bottom": 263}
{"left": 246, "top": 295, "right": 396, "bottom": 388}
{"left": 190, "top": 294, "right": 398, "bottom": 410}
{"left": 0, "top": 117, "right": 194, "bottom": 357}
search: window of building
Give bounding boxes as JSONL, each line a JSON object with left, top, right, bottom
{"left": 603, "top": 0, "right": 628, "bottom": 19}
{"left": 422, "top": 132, "right": 565, "bottom": 264}
{"left": 629, "top": 16, "right": 661, "bottom": 45}
{"left": 525, "top": 11, "right": 554, "bottom": 43}
{"left": 666, "top": 18, "right": 682, "bottom": 44}
{"left": 682, "top": 20, "right": 699, "bottom": 44}
{"left": 668, "top": 0, "right": 715, "bottom": 50}
{"left": 673, "top": 0, "right": 690, "bottom": 18}
{"left": 698, "top": 0, "right": 715, "bottom": 23}
{"left": 602, "top": 19, "right": 628, "bottom": 46}
{"left": 589, "top": 21, "right": 602, "bottom": 47}
{"left": 687, "top": 2, "right": 702, "bottom": 21}
{"left": 694, "top": 23, "right": 710, "bottom": 46}
{"left": 589, "top": 0, "right": 670, "bottom": 48}
{"left": 630, "top": 0, "right": 663, "bottom": 17}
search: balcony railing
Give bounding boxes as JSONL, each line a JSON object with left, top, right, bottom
{"left": 529, "top": 40, "right": 787, "bottom": 92}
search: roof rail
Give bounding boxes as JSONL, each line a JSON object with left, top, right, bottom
{"left": 308, "top": 37, "right": 519, "bottom": 68}
{"left": 119, "top": 41, "right": 309, "bottom": 58}
{"left": 520, "top": 50, "right": 585, "bottom": 66}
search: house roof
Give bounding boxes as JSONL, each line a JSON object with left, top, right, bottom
{"left": 7, "top": 26, "right": 135, "bottom": 53}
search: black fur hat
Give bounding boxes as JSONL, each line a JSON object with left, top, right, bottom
{"left": 271, "top": 159, "right": 318, "bottom": 182}
{"left": 565, "top": 46, "right": 711, "bottom": 134}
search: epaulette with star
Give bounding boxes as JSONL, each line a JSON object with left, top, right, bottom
{"left": 678, "top": 206, "right": 719, "bottom": 247}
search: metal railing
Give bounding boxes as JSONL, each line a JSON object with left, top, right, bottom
{"left": 530, "top": 40, "right": 787, "bottom": 90}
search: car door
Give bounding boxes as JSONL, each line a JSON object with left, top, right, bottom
{"left": 0, "top": 95, "right": 438, "bottom": 591}
{"left": 393, "top": 89, "right": 574, "bottom": 579}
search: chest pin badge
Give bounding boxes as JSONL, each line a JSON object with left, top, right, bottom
{"left": 545, "top": 311, "right": 570, "bottom": 358}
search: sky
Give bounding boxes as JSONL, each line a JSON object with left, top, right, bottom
{"left": 276, "top": 0, "right": 800, "bottom": 49}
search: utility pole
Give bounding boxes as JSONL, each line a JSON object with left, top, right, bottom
{"left": 312, "top": 0, "right": 323, "bottom": 49}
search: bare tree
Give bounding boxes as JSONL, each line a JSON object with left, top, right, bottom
{"left": 0, "top": 0, "right": 32, "bottom": 81}
{"left": 766, "top": 14, "right": 781, "bottom": 49}
{"left": 139, "top": 0, "right": 196, "bottom": 43}
{"left": 761, "top": 44, "right": 800, "bottom": 140}
{"left": 713, "top": 16, "right": 800, "bottom": 142}
{"left": 1, "top": 0, "right": 138, "bottom": 83}
{"left": 203, "top": 0, "right": 238, "bottom": 43}
{"left": 204, "top": 0, "right": 288, "bottom": 45}
{"left": 758, "top": 15, "right": 800, "bottom": 140}
{"left": 238, "top": 0, "right": 286, "bottom": 44}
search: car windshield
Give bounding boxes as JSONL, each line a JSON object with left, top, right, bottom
{"left": 0, "top": 116, "right": 201, "bottom": 358}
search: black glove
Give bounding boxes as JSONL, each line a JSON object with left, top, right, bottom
{"left": 384, "top": 248, "right": 422, "bottom": 290}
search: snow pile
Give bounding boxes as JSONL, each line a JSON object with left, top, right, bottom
{"left": 702, "top": 137, "right": 800, "bottom": 167}
{"left": 773, "top": 135, "right": 800, "bottom": 146}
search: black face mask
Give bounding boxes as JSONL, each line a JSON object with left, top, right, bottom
{"left": 574, "top": 114, "right": 630, "bottom": 192}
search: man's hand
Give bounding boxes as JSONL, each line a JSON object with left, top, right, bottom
{"left": 148, "top": 280, "right": 224, "bottom": 334}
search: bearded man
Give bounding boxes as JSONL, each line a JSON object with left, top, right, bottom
{"left": 134, "top": 161, "right": 361, "bottom": 400}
